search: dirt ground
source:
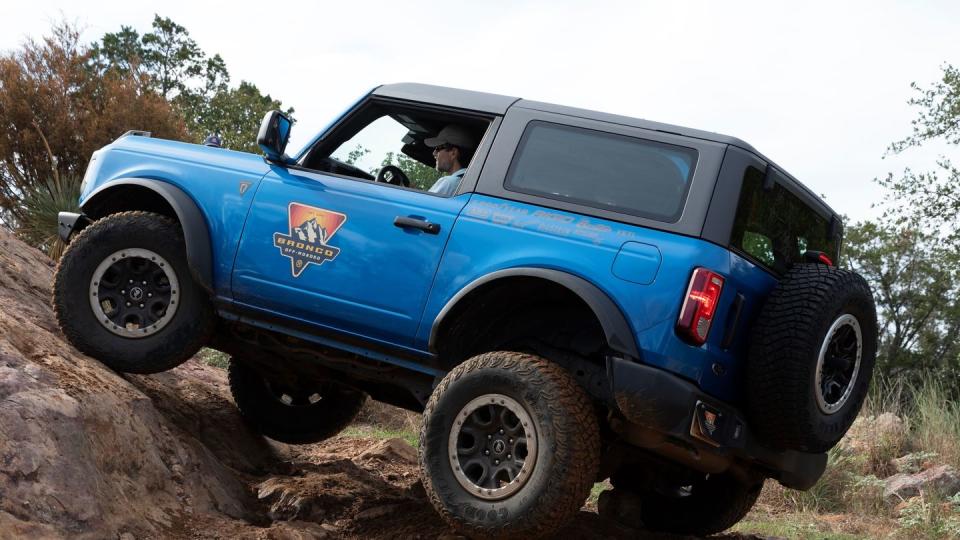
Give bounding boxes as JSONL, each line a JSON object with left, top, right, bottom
{"left": 0, "top": 228, "right": 779, "bottom": 539}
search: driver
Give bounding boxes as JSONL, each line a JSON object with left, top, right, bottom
{"left": 424, "top": 125, "right": 476, "bottom": 196}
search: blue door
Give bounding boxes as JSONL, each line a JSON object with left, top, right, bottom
{"left": 231, "top": 166, "right": 469, "bottom": 348}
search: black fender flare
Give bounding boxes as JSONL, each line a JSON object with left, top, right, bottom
{"left": 81, "top": 178, "right": 214, "bottom": 293}
{"left": 429, "top": 267, "right": 640, "bottom": 359}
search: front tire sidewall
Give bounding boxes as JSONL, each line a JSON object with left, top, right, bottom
{"left": 54, "top": 212, "right": 211, "bottom": 374}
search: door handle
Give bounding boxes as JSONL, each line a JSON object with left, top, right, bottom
{"left": 394, "top": 216, "right": 441, "bottom": 235}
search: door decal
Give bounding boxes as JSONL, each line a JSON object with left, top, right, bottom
{"left": 273, "top": 202, "right": 347, "bottom": 277}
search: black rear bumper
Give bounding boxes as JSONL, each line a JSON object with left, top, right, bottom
{"left": 608, "top": 356, "right": 826, "bottom": 490}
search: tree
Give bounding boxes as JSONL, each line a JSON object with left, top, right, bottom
{"left": 90, "top": 16, "right": 290, "bottom": 151}
{"left": 842, "top": 220, "right": 960, "bottom": 383}
{"left": 878, "top": 64, "right": 960, "bottom": 243}
{"left": 0, "top": 22, "right": 188, "bottom": 227}
{"left": 380, "top": 152, "right": 442, "bottom": 190}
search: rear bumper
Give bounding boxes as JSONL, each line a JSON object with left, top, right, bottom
{"left": 608, "top": 356, "right": 826, "bottom": 490}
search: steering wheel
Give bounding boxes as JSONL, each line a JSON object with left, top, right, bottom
{"left": 376, "top": 165, "right": 411, "bottom": 187}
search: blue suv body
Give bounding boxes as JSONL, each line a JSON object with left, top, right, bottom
{"left": 56, "top": 83, "right": 873, "bottom": 537}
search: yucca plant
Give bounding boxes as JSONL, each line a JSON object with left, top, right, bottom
{"left": 16, "top": 174, "right": 82, "bottom": 260}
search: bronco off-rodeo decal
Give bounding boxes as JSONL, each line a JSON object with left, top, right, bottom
{"left": 273, "top": 203, "right": 347, "bottom": 277}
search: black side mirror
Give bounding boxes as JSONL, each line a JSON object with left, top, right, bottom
{"left": 257, "top": 110, "right": 294, "bottom": 162}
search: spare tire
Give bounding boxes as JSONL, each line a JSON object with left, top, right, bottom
{"left": 745, "top": 263, "right": 878, "bottom": 453}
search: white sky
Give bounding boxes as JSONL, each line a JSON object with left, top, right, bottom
{"left": 4, "top": 0, "right": 959, "bottom": 223}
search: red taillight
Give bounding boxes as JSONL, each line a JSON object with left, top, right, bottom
{"left": 676, "top": 268, "right": 725, "bottom": 346}
{"left": 818, "top": 253, "right": 834, "bottom": 266}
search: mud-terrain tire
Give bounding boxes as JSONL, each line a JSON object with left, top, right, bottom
{"left": 746, "top": 263, "right": 878, "bottom": 453}
{"left": 419, "top": 351, "right": 600, "bottom": 539}
{"left": 53, "top": 211, "right": 214, "bottom": 374}
{"left": 616, "top": 473, "right": 761, "bottom": 535}
{"left": 228, "top": 360, "right": 366, "bottom": 444}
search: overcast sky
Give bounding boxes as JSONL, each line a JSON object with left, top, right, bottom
{"left": 4, "top": 1, "right": 959, "bottom": 223}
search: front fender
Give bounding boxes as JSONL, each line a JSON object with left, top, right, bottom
{"left": 81, "top": 178, "right": 213, "bottom": 294}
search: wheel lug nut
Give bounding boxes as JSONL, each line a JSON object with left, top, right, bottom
{"left": 139, "top": 303, "right": 144, "bottom": 308}
{"left": 499, "top": 429, "right": 504, "bottom": 435}
{"left": 484, "top": 450, "right": 490, "bottom": 455}
{"left": 508, "top": 438, "right": 513, "bottom": 443}
{"left": 126, "top": 302, "right": 131, "bottom": 307}
{"left": 487, "top": 435, "right": 492, "bottom": 440}
{"left": 142, "top": 281, "right": 146, "bottom": 285}
{"left": 507, "top": 454, "right": 512, "bottom": 459}
{"left": 147, "top": 293, "right": 153, "bottom": 297}
{"left": 121, "top": 290, "right": 126, "bottom": 294}
{"left": 129, "top": 280, "right": 133, "bottom": 283}
{"left": 494, "top": 459, "right": 500, "bottom": 465}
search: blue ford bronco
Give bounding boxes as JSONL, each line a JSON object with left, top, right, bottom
{"left": 54, "top": 84, "right": 877, "bottom": 538}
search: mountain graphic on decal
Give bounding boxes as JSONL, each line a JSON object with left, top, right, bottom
{"left": 294, "top": 218, "right": 330, "bottom": 245}
{"left": 273, "top": 203, "right": 348, "bottom": 278}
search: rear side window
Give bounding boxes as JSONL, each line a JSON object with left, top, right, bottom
{"left": 504, "top": 121, "right": 698, "bottom": 223}
{"left": 731, "top": 166, "right": 839, "bottom": 274}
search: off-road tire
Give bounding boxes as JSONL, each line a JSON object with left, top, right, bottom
{"left": 419, "top": 351, "right": 600, "bottom": 539}
{"left": 746, "top": 263, "right": 878, "bottom": 453}
{"left": 53, "top": 211, "right": 214, "bottom": 374}
{"left": 629, "top": 474, "right": 762, "bottom": 535}
{"left": 228, "top": 359, "right": 366, "bottom": 444}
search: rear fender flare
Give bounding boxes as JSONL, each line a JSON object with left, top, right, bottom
{"left": 429, "top": 267, "right": 640, "bottom": 359}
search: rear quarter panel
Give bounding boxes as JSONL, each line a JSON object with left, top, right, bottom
{"left": 418, "top": 195, "right": 775, "bottom": 402}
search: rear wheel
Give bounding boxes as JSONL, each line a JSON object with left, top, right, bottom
{"left": 419, "top": 351, "right": 600, "bottom": 539}
{"left": 53, "top": 211, "right": 214, "bottom": 373}
{"left": 228, "top": 359, "right": 366, "bottom": 444}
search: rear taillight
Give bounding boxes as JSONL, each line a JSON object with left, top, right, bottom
{"left": 676, "top": 268, "right": 725, "bottom": 346}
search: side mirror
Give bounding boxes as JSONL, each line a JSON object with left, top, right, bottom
{"left": 257, "top": 110, "right": 294, "bottom": 162}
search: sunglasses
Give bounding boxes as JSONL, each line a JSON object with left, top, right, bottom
{"left": 433, "top": 143, "right": 455, "bottom": 152}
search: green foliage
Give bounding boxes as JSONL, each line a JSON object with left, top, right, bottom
{"left": 196, "top": 348, "right": 229, "bottom": 369}
{"left": 896, "top": 494, "right": 960, "bottom": 539}
{"left": 16, "top": 174, "right": 82, "bottom": 260}
{"left": 91, "top": 15, "right": 292, "bottom": 151}
{"left": 879, "top": 63, "right": 960, "bottom": 246}
{"left": 182, "top": 81, "right": 291, "bottom": 154}
{"left": 842, "top": 220, "right": 960, "bottom": 383}
{"left": 380, "top": 151, "right": 442, "bottom": 191}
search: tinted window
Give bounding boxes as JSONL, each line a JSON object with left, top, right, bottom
{"left": 731, "top": 166, "right": 839, "bottom": 274}
{"left": 504, "top": 121, "right": 698, "bottom": 222}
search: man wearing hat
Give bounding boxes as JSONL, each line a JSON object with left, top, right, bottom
{"left": 424, "top": 125, "right": 476, "bottom": 196}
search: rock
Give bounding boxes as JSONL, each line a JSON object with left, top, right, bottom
{"left": 354, "top": 503, "right": 401, "bottom": 520}
{"left": 357, "top": 437, "right": 417, "bottom": 464}
{"left": 0, "top": 228, "right": 261, "bottom": 536}
{"left": 883, "top": 464, "right": 960, "bottom": 502}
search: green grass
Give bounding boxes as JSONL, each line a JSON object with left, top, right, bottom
{"left": 732, "top": 515, "right": 866, "bottom": 540}
{"left": 197, "top": 348, "right": 230, "bottom": 369}
{"left": 343, "top": 424, "right": 419, "bottom": 448}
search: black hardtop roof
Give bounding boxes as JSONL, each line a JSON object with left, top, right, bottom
{"left": 373, "top": 83, "right": 839, "bottom": 220}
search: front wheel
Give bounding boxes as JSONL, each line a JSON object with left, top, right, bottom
{"left": 419, "top": 351, "right": 600, "bottom": 539}
{"left": 52, "top": 211, "right": 214, "bottom": 373}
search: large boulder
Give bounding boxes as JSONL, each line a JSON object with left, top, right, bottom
{"left": 883, "top": 464, "right": 960, "bottom": 503}
{"left": 0, "top": 230, "right": 263, "bottom": 537}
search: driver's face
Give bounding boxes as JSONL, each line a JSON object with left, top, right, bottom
{"left": 433, "top": 145, "right": 458, "bottom": 174}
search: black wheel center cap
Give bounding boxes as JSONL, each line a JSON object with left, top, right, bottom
{"left": 492, "top": 439, "right": 506, "bottom": 455}
{"left": 129, "top": 287, "right": 144, "bottom": 301}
